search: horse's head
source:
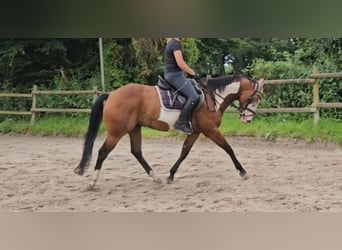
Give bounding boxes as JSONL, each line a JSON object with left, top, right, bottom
{"left": 205, "top": 75, "right": 264, "bottom": 122}
{"left": 238, "top": 78, "right": 264, "bottom": 123}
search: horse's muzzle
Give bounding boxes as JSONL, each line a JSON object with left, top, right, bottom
{"left": 240, "top": 113, "right": 253, "bottom": 123}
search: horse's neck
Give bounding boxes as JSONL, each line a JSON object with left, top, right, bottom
{"left": 215, "top": 90, "right": 224, "bottom": 111}
{"left": 215, "top": 82, "right": 241, "bottom": 111}
{"left": 215, "top": 94, "right": 237, "bottom": 112}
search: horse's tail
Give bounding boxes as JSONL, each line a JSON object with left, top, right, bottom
{"left": 74, "top": 93, "right": 109, "bottom": 175}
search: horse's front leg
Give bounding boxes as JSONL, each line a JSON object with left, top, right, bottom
{"left": 203, "top": 128, "right": 248, "bottom": 179}
{"left": 167, "top": 133, "right": 200, "bottom": 184}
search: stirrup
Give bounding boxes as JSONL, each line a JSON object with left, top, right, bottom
{"left": 174, "top": 121, "right": 193, "bottom": 134}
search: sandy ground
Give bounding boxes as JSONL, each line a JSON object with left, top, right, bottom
{"left": 0, "top": 134, "right": 341, "bottom": 212}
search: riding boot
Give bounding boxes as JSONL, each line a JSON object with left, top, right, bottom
{"left": 174, "top": 100, "right": 195, "bottom": 134}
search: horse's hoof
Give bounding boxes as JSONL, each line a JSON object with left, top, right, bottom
{"left": 166, "top": 176, "right": 174, "bottom": 184}
{"left": 149, "top": 171, "right": 163, "bottom": 184}
{"left": 86, "top": 183, "right": 97, "bottom": 191}
{"left": 153, "top": 177, "right": 163, "bottom": 184}
{"left": 240, "top": 172, "right": 249, "bottom": 180}
{"left": 74, "top": 167, "right": 84, "bottom": 176}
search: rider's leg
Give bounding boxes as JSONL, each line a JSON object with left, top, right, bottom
{"left": 174, "top": 81, "right": 200, "bottom": 133}
{"left": 174, "top": 97, "right": 197, "bottom": 134}
{"left": 165, "top": 72, "right": 200, "bottom": 134}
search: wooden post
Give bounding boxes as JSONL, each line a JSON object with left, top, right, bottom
{"left": 312, "top": 66, "right": 320, "bottom": 125}
{"left": 30, "top": 85, "right": 37, "bottom": 125}
{"left": 93, "top": 85, "right": 98, "bottom": 103}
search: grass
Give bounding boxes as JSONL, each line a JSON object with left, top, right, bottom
{"left": 0, "top": 116, "right": 94, "bottom": 137}
{"left": 0, "top": 113, "right": 341, "bottom": 145}
{"left": 221, "top": 113, "right": 342, "bottom": 144}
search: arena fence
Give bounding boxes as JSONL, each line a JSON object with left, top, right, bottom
{"left": 1, "top": 66, "right": 342, "bottom": 125}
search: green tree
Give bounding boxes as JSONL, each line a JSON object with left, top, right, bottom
{"left": 103, "top": 38, "right": 199, "bottom": 87}
{"left": 131, "top": 38, "right": 165, "bottom": 84}
{"left": 0, "top": 38, "right": 100, "bottom": 91}
{"left": 0, "top": 39, "right": 68, "bottom": 91}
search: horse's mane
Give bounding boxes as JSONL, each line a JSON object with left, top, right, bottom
{"left": 206, "top": 74, "right": 241, "bottom": 92}
{"left": 206, "top": 74, "right": 256, "bottom": 92}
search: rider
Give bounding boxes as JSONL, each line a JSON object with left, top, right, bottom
{"left": 164, "top": 38, "right": 200, "bottom": 134}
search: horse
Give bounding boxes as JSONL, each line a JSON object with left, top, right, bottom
{"left": 74, "top": 74, "right": 264, "bottom": 190}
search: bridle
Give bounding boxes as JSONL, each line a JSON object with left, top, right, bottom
{"left": 196, "top": 78, "right": 263, "bottom": 117}
{"left": 230, "top": 80, "right": 263, "bottom": 118}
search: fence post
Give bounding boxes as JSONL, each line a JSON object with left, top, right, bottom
{"left": 312, "top": 66, "right": 320, "bottom": 125}
{"left": 30, "top": 85, "right": 37, "bottom": 125}
{"left": 93, "top": 85, "right": 98, "bottom": 103}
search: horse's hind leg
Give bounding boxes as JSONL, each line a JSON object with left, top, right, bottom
{"left": 167, "top": 133, "right": 200, "bottom": 184}
{"left": 129, "top": 126, "right": 162, "bottom": 183}
{"left": 88, "top": 135, "right": 120, "bottom": 190}
{"left": 203, "top": 129, "right": 247, "bottom": 179}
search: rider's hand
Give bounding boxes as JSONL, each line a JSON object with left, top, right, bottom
{"left": 191, "top": 73, "right": 201, "bottom": 82}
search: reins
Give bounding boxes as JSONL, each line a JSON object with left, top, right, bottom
{"left": 194, "top": 78, "right": 224, "bottom": 112}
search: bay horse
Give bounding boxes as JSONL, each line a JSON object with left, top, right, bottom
{"left": 74, "top": 74, "right": 264, "bottom": 190}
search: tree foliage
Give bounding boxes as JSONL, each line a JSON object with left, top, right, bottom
{"left": 0, "top": 38, "right": 341, "bottom": 119}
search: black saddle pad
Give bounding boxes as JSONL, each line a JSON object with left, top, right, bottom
{"left": 156, "top": 75, "right": 203, "bottom": 110}
{"left": 157, "top": 87, "right": 185, "bottom": 110}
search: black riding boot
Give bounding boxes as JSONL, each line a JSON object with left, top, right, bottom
{"left": 174, "top": 100, "right": 195, "bottom": 134}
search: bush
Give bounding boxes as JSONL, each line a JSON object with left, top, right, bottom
{"left": 248, "top": 56, "right": 342, "bottom": 120}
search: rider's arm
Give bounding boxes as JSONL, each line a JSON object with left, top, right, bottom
{"left": 173, "top": 50, "right": 196, "bottom": 77}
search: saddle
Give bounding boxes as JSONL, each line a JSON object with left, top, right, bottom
{"left": 156, "top": 75, "right": 203, "bottom": 110}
